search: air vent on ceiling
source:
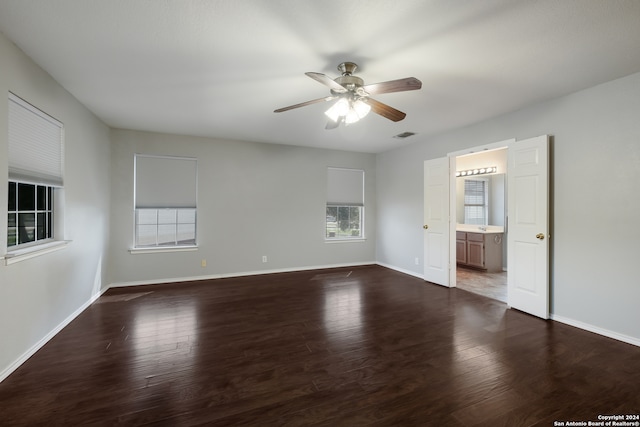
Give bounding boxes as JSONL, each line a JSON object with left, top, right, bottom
{"left": 393, "top": 132, "right": 416, "bottom": 139}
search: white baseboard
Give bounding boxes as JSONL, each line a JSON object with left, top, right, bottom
{"left": 108, "top": 261, "right": 377, "bottom": 288}
{"left": 550, "top": 314, "right": 640, "bottom": 347}
{"left": 0, "top": 287, "right": 108, "bottom": 384}
{"left": 376, "top": 262, "right": 425, "bottom": 280}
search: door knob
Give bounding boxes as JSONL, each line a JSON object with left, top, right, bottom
{"left": 423, "top": 225, "right": 429, "bottom": 230}
{"left": 536, "top": 233, "right": 545, "bottom": 240}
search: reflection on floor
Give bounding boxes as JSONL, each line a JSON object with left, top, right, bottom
{"left": 456, "top": 267, "right": 507, "bottom": 302}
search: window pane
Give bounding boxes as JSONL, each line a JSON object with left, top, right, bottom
{"left": 177, "top": 224, "right": 196, "bottom": 245}
{"left": 349, "top": 207, "right": 360, "bottom": 227}
{"left": 37, "top": 212, "right": 46, "bottom": 240}
{"left": 18, "top": 183, "right": 36, "bottom": 211}
{"left": 37, "top": 186, "right": 47, "bottom": 210}
{"left": 157, "top": 224, "right": 176, "bottom": 245}
{"left": 8, "top": 213, "right": 17, "bottom": 247}
{"left": 136, "top": 224, "right": 157, "bottom": 246}
{"left": 47, "top": 212, "right": 53, "bottom": 239}
{"left": 349, "top": 207, "right": 361, "bottom": 236}
{"left": 326, "top": 206, "right": 338, "bottom": 237}
{"left": 158, "top": 209, "right": 177, "bottom": 224}
{"left": 18, "top": 213, "right": 36, "bottom": 244}
{"left": 47, "top": 187, "right": 53, "bottom": 210}
{"left": 8, "top": 182, "right": 17, "bottom": 211}
{"left": 337, "top": 206, "right": 350, "bottom": 236}
{"left": 137, "top": 209, "right": 158, "bottom": 225}
{"left": 465, "top": 206, "right": 485, "bottom": 225}
{"left": 326, "top": 206, "right": 337, "bottom": 222}
{"left": 326, "top": 205, "right": 362, "bottom": 239}
{"left": 177, "top": 208, "right": 196, "bottom": 224}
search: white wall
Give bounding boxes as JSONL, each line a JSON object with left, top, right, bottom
{"left": 0, "top": 32, "right": 111, "bottom": 379}
{"left": 109, "top": 129, "right": 376, "bottom": 285}
{"left": 377, "top": 71, "right": 640, "bottom": 342}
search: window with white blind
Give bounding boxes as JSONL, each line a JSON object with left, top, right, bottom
{"left": 7, "top": 93, "right": 63, "bottom": 251}
{"left": 464, "top": 178, "right": 488, "bottom": 225}
{"left": 134, "top": 154, "right": 197, "bottom": 249}
{"left": 326, "top": 167, "right": 364, "bottom": 240}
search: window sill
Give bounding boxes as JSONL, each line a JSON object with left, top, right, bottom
{"left": 325, "top": 238, "right": 367, "bottom": 244}
{"left": 3, "top": 240, "right": 70, "bottom": 265}
{"left": 129, "top": 246, "right": 198, "bottom": 255}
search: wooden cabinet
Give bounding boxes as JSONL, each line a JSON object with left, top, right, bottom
{"left": 456, "top": 232, "right": 467, "bottom": 264}
{"left": 456, "top": 231, "right": 503, "bottom": 272}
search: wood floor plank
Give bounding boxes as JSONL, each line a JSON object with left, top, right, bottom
{"left": 1, "top": 265, "right": 639, "bottom": 425}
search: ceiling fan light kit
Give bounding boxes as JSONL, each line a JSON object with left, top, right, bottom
{"left": 324, "top": 97, "right": 371, "bottom": 124}
{"left": 275, "top": 62, "right": 422, "bottom": 129}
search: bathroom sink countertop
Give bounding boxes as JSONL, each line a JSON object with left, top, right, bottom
{"left": 456, "top": 225, "right": 504, "bottom": 234}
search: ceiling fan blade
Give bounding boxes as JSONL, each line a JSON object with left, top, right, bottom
{"left": 362, "top": 77, "right": 422, "bottom": 95}
{"left": 274, "top": 96, "right": 336, "bottom": 113}
{"left": 366, "top": 98, "right": 407, "bottom": 122}
{"left": 305, "top": 72, "right": 348, "bottom": 93}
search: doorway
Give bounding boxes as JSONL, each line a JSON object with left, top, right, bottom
{"left": 423, "top": 135, "right": 550, "bottom": 319}
{"left": 454, "top": 147, "right": 508, "bottom": 302}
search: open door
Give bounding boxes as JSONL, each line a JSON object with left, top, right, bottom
{"left": 507, "top": 135, "right": 549, "bottom": 319}
{"left": 423, "top": 157, "right": 450, "bottom": 286}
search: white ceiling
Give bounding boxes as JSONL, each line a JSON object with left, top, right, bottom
{"left": 1, "top": 0, "right": 640, "bottom": 153}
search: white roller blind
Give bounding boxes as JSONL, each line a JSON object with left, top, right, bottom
{"left": 8, "top": 93, "right": 64, "bottom": 186}
{"left": 327, "top": 167, "right": 364, "bottom": 206}
{"left": 135, "top": 154, "right": 197, "bottom": 208}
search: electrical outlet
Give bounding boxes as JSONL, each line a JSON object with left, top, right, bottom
{"left": 415, "top": 257, "right": 420, "bottom": 265}
{"left": 262, "top": 255, "right": 268, "bottom": 263}
{"left": 201, "top": 259, "right": 207, "bottom": 268}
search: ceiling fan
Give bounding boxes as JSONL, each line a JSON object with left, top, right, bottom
{"left": 274, "top": 62, "right": 422, "bottom": 129}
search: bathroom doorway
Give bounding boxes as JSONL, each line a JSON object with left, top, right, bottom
{"left": 454, "top": 146, "right": 508, "bottom": 302}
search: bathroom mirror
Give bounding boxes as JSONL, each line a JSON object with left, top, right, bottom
{"left": 456, "top": 173, "right": 505, "bottom": 226}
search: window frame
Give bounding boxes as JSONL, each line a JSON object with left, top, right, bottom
{"left": 463, "top": 177, "right": 489, "bottom": 226}
{"left": 7, "top": 180, "right": 55, "bottom": 250}
{"left": 134, "top": 207, "right": 197, "bottom": 249}
{"left": 4, "top": 93, "right": 66, "bottom": 264}
{"left": 132, "top": 154, "right": 198, "bottom": 252}
{"left": 325, "top": 204, "right": 364, "bottom": 240}
{"left": 326, "top": 167, "right": 365, "bottom": 241}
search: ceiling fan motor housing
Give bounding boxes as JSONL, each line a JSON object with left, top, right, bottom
{"left": 332, "top": 75, "right": 364, "bottom": 94}
{"left": 332, "top": 62, "right": 364, "bottom": 95}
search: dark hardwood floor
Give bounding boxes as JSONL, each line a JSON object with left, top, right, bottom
{"left": 1, "top": 265, "right": 639, "bottom": 426}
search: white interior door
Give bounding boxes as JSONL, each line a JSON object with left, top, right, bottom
{"left": 507, "top": 135, "right": 549, "bottom": 318}
{"left": 423, "top": 157, "right": 450, "bottom": 286}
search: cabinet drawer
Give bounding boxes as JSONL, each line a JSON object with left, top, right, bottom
{"left": 467, "top": 232, "right": 484, "bottom": 242}
{"left": 456, "top": 231, "right": 466, "bottom": 240}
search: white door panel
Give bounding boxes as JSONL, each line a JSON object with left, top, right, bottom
{"left": 424, "top": 158, "right": 450, "bottom": 286}
{"left": 507, "top": 135, "right": 549, "bottom": 319}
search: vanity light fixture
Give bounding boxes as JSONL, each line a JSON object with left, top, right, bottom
{"left": 455, "top": 166, "right": 497, "bottom": 177}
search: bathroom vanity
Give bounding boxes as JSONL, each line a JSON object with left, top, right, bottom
{"left": 456, "top": 225, "right": 504, "bottom": 272}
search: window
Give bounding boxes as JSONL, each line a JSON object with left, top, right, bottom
{"left": 464, "top": 178, "right": 488, "bottom": 225}
{"left": 7, "top": 182, "right": 54, "bottom": 248}
{"left": 135, "top": 208, "right": 196, "bottom": 247}
{"left": 134, "top": 154, "right": 197, "bottom": 249}
{"left": 326, "top": 167, "right": 364, "bottom": 239}
{"left": 6, "top": 93, "right": 63, "bottom": 252}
